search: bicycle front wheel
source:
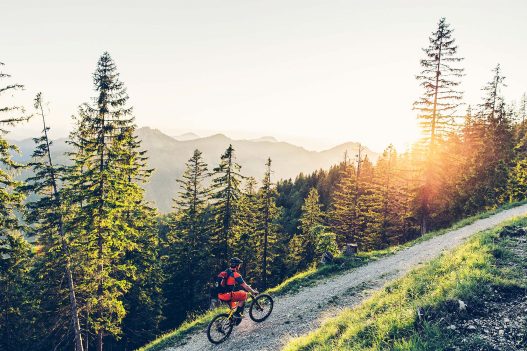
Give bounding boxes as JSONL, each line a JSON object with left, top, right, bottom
{"left": 249, "top": 294, "right": 274, "bottom": 322}
{"left": 207, "top": 313, "right": 234, "bottom": 344}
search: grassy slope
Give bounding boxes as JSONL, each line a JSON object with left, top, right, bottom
{"left": 137, "top": 201, "right": 526, "bottom": 351}
{"left": 283, "top": 218, "right": 527, "bottom": 351}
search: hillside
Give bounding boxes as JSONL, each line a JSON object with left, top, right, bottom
{"left": 12, "top": 127, "right": 378, "bottom": 212}
{"left": 141, "top": 204, "right": 527, "bottom": 351}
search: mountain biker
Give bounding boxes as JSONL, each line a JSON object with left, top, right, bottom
{"left": 217, "top": 257, "right": 259, "bottom": 324}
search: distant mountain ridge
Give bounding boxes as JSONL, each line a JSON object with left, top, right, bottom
{"left": 173, "top": 132, "right": 200, "bottom": 141}
{"left": 12, "top": 127, "right": 379, "bottom": 213}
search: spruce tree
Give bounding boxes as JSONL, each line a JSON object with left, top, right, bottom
{"left": 169, "top": 149, "right": 211, "bottom": 311}
{"left": 375, "top": 146, "right": 412, "bottom": 246}
{"left": 413, "top": 17, "right": 464, "bottom": 234}
{"left": 233, "top": 177, "right": 259, "bottom": 280}
{"left": 210, "top": 144, "right": 244, "bottom": 267}
{"left": 65, "top": 52, "right": 146, "bottom": 351}
{"left": 330, "top": 164, "right": 358, "bottom": 245}
{"left": 355, "top": 156, "right": 383, "bottom": 250}
{"left": 0, "top": 61, "right": 28, "bottom": 238}
{"left": 22, "top": 93, "right": 84, "bottom": 351}
{"left": 255, "top": 158, "right": 281, "bottom": 290}
{"left": 475, "top": 65, "right": 513, "bottom": 205}
{"left": 0, "top": 233, "right": 38, "bottom": 351}
{"left": 0, "top": 61, "right": 38, "bottom": 351}
{"left": 289, "top": 187, "right": 324, "bottom": 270}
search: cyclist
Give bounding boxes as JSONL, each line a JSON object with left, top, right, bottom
{"left": 217, "top": 257, "right": 259, "bottom": 324}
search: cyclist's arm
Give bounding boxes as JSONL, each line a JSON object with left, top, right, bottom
{"left": 235, "top": 274, "right": 258, "bottom": 294}
{"left": 241, "top": 282, "right": 258, "bottom": 295}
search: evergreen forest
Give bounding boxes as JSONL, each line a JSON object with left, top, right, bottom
{"left": 1, "top": 18, "right": 526, "bottom": 351}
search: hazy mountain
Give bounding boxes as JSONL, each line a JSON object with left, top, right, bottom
{"left": 12, "top": 127, "right": 379, "bottom": 213}
{"left": 251, "top": 136, "right": 278, "bottom": 143}
{"left": 173, "top": 132, "right": 200, "bottom": 141}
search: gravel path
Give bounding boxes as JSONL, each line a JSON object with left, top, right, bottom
{"left": 165, "top": 204, "right": 527, "bottom": 351}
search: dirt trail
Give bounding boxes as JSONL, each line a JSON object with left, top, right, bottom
{"left": 164, "top": 204, "right": 527, "bottom": 351}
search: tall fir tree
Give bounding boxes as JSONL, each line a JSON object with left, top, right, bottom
{"left": 0, "top": 61, "right": 38, "bottom": 351}
{"left": 165, "top": 149, "right": 212, "bottom": 325}
{"left": 22, "top": 93, "right": 85, "bottom": 351}
{"left": 65, "top": 52, "right": 148, "bottom": 351}
{"left": 413, "top": 17, "right": 464, "bottom": 234}
{"left": 211, "top": 144, "right": 244, "bottom": 268}
{"left": 255, "top": 158, "right": 281, "bottom": 290}
{"left": 289, "top": 187, "right": 324, "bottom": 270}
{"left": 0, "top": 60, "right": 28, "bottom": 240}
{"left": 232, "top": 177, "right": 259, "bottom": 281}
{"left": 330, "top": 164, "right": 358, "bottom": 245}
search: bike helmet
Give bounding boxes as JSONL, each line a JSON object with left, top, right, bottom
{"left": 230, "top": 257, "right": 243, "bottom": 267}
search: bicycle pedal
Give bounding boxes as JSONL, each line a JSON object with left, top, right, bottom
{"left": 233, "top": 315, "right": 243, "bottom": 325}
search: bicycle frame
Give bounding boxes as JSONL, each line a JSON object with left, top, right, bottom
{"left": 225, "top": 292, "right": 256, "bottom": 319}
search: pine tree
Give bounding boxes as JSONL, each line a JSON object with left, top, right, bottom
{"left": 232, "top": 177, "right": 259, "bottom": 281}
{"left": 255, "top": 158, "right": 281, "bottom": 290}
{"left": 413, "top": 18, "right": 464, "bottom": 234}
{"left": 211, "top": 144, "right": 244, "bottom": 268}
{"left": 65, "top": 52, "right": 146, "bottom": 351}
{"left": 330, "top": 164, "right": 358, "bottom": 245}
{"left": 375, "top": 145, "right": 396, "bottom": 246}
{"left": 0, "top": 61, "right": 39, "bottom": 351}
{"left": 168, "top": 149, "right": 212, "bottom": 312}
{"left": 0, "top": 61, "right": 28, "bottom": 239}
{"left": 22, "top": 93, "right": 85, "bottom": 351}
{"left": 354, "top": 156, "right": 383, "bottom": 250}
{"left": 289, "top": 187, "right": 325, "bottom": 270}
{"left": 120, "top": 218, "right": 165, "bottom": 350}
{"left": 0, "top": 233, "right": 39, "bottom": 351}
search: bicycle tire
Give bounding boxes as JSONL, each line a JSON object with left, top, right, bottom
{"left": 249, "top": 294, "right": 274, "bottom": 322}
{"left": 207, "top": 313, "right": 234, "bottom": 344}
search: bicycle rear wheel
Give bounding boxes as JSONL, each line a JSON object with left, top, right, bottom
{"left": 207, "top": 313, "right": 234, "bottom": 344}
{"left": 249, "top": 294, "right": 273, "bottom": 322}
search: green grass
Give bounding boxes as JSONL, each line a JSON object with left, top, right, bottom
{"left": 137, "top": 200, "right": 527, "bottom": 351}
{"left": 282, "top": 217, "right": 527, "bottom": 351}
{"left": 135, "top": 308, "right": 222, "bottom": 351}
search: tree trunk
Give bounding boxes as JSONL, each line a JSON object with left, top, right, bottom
{"left": 39, "top": 100, "right": 85, "bottom": 351}
{"left": 97, "top": 330, "right": 103, "bottom": 351}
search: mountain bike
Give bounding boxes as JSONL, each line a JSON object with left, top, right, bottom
{"left": 206, "top": 292, "right": 274, "bottom": 344}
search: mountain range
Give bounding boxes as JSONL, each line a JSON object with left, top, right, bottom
{"left": 12, "top": 127, "right": 379, "bottom": 213}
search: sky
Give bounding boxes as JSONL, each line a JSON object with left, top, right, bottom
{"left": 1, "top": 0, "right": 526, "bottom": 152}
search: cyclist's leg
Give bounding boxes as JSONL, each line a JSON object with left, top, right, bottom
{"left": 231, "top": 291, "right": 248, "bottom": 314}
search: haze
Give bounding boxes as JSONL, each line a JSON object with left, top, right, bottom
{"left": 2, "top": 0, "right": 526, "bottom": 151}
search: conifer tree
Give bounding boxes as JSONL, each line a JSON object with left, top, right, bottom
{"left": 255, "top": 158, "right": 281, "bottom": 290}
{"left": 120, "top": 218, "right": 165, "bottom": 350}
{"left": 22, "top": 93, "right": 84, "bottom": 351}
{"left": 0, "top": 61, "right": 38, "bottom": 351}
{"left": 169, "top": 149, "right": 211, "bottom": 309}
{"left": 233, "top": 177, "right": 259, "bottom": 280}
{"left": 355, "top": 156, "right": 382, "bottom": 250}
{"left": 289, "top": 187, "right": 324, "bottom": 269}
{"left": 375, "top": 146, "right": 415, "bottom": 245}
{"left": 211, "top": 144, "right": 244, "bottom": 267}
{"left": 0, "top": 61, "right": 28, "bottom": 239}
{"left": 330, "top": 164, "right": 358, "bottom": 245}
{"left": 65, "top": 52, "right": 146, "bottom": 351}
{"left": 0, "top": 233, "right": 38, "bottom": 351}
{"left": 413, "top": 18, "right": 464, "bottom": 234}
{"left": 476, "top": 65, "right": 513, "bottom": 205}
